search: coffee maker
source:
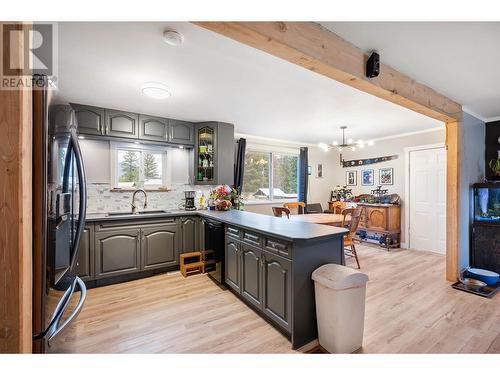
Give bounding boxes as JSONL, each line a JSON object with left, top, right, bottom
{"left": 183, "top": 190, "right": 197, "bottom": 211}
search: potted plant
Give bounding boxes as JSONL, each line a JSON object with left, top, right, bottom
{"left": 489, "top": 158, "right": 500, "bottom": 178}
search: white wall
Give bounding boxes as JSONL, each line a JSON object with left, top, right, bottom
{"left": 459, "top": 113, "right": 485, "bottom": 270}
{"left": 80, "top": 139, "right": 110, "bottom": 183}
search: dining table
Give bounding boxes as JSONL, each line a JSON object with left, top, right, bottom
{"left": 288, "top": 213, "right": 349, "bottom": 227}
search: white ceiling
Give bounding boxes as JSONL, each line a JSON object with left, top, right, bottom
{"left": 321, "top": 22, "right": 500, "bottom": 121}
{"left": 54, "top": 22, "right": 443, "bottom": 144}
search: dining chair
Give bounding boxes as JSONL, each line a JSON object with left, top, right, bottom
{"left": 305, "top": 203, "right": 323, "bottom": 214}
{"left": 341, "top": 208, "right": 363, "bottom": 269}
{"left": 327, "top": 201, "right": 344, "bottom": 214}
{"left": 272, "top": 207, "right": 290, "bottom": 218}
{"left": 283, "top": 202, "right": 306, "bottom": 215}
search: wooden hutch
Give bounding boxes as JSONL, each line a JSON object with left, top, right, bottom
{"left": 356, "top": 203, "right": 401, "bottom": 249}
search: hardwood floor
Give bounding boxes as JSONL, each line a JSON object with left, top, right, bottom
{"left": 51, "top": 245, "right": 500, "bottom": 353}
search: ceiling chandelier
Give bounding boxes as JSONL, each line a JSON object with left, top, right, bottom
{"left": 318, "top": 126, "right": 374, "bottom": 152}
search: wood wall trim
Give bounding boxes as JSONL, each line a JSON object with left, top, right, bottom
{"left": 0, "top": 22, "right": 33, "bottom": 353}
{"left": 445, "top": 120, "right": 460, "bottom": 281}
{"left": 194, "top": 22, "right": 462, "bottom": 123}
{"left": 195, "top": 21, "right": 462, "bottom": 281}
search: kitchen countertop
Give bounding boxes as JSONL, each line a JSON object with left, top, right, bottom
{"left": 85, "top": 209, "right": 348, "bottom": 241}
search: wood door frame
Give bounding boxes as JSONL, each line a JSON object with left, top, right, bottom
{"left": 194, "top": 22, "right": 462, "bottom": 281}
{"left": 404, "top": 143, "right": 447, "bottom": 251}
{"left": 0, "top": 22, "right": 33, "bottom": 353}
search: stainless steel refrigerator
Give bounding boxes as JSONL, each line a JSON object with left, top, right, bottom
{"left": 32, "top": 75, "right": 87, "bottom": 353}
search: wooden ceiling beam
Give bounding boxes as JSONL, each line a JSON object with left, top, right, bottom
{"left": 194, "top": 22, "right": 462, "bottom": 123}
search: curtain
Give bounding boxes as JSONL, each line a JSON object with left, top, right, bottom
{"left": 298, "top": 147, "right": 309, "bottom": 205}
{"left": 233, "top": 138, "right": 246, "bottom": 195}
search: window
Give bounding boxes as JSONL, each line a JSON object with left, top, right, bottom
{"left": 112, "top": 143, "right": 167, "bottom": 190}
{"left": 242, "top": 149, "right": 299, "bottom": 202}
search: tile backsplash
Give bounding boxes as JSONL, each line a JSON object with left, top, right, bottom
{"left": 86, "top": 183, "right": 215, "bottom": 213}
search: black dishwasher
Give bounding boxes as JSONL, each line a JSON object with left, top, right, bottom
{"left": 203, "top": 218, "right": 225, "bottom": 285}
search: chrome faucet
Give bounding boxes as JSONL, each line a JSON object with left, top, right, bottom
{"left": 131, "top": 188, "right": 148, "bottom": 214}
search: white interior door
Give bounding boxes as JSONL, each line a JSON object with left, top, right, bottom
{"left": 409, "top": 147, "right": 447, "bottom": 254}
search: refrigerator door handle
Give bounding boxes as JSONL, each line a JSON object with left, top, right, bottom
{"left": 46, "top": 277, "right": 87, "bottom": 346}
{"left": 68, "top": 131, "right": 87, "bottom": 271}
{"left": 32, "top": 279, "right": 74, "bottom": 341}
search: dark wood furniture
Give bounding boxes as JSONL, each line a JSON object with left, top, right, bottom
{"left": 356, "top": 203, "right": 401, "bottom": 249}
{"left": 305, "top": 203, "right": 323, "bottom": 214}
{"left": 471, "top": 223, "right": 500, "bottom": 274}
{"left": 272, "top": 207, "right": 290, "bottom": 218}
{"left": 470, "top": 183, "right": 500, "bottom": 274}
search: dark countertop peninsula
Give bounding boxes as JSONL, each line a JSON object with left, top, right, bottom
{"left": 86, "top": 209, "right": 348, "bottom": 242}
{"left": 85, "top": 208, "right": 347, "bottom": 349}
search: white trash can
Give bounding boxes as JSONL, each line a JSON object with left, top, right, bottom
{"left": 312, "top": 264, "right": 369, "bottom": 353}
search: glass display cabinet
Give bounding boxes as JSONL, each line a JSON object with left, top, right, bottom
{"left": 471, "top": 182, "right": 500, "bottom": 274}
{"left": 195, "top": 126, "right": 216, "bottom": 184}
{"left": 193, "top": 122, "right": 235, "bottom": 186}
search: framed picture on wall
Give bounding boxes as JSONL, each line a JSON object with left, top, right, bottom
{"left": 361, "top": 169, "right": 374, "bottom": 186}
{"left": 379, "top": 167, "right": 394, "bottom": 185}
{"left": 316, "top": 163, "right": 323, "bottom": 178}
{"left": 346, "top": 170, "right": 357, "bottom": 186}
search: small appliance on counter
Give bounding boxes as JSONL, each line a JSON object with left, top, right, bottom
{"left": 182, "top": 190, "right": 197, "bottom": 211}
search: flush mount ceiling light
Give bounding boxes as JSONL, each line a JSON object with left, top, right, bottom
{"left": 318, "top": 126, "right": 375, "bottom": 152}
{"left": 140, "top": 82, "right": 172, "bottom": 100}
{"left": 163, "top": 30, "right": 184, "bottom": 46}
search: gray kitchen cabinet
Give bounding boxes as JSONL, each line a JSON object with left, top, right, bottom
{"left": 74, "top": 224, "right": 94, "bottom": 281}
{"left": 169, "top": 119, "right": 194, "bottom": 145}
{"left": 141, "top": 223, "right": 179, "bottom": 270}
{"left": 194, "top": 122, "right": 234, "bottom": 185}
{"left": 225, "top": 237, "right": 241, "bottom": 293}
{"left": 71, "top": 103, "right": 105, "bottom": 136}
{"left": 240, "top": 243, "right": 262, "bottom": 309}
{"left": 95, "top": 228, "right": 141, "bottom": 279}
{"left": 104, "top": 109, "right": 139, "bottom": 139}
{"left": 261, "top": 250, "right": 292, "bottom": 332}
{"left": 139, "top": 114, "right": 169, "bottom": 142}
{"left": 181, "top": 217, "right": 200, "bottom": 253}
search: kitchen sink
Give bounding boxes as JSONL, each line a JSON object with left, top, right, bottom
{"left": 106, "top": 210, "right": 171, "bottom": 217}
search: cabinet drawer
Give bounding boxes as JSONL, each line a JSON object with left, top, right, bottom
{"left": 242, "top": 231, "right": 262, "bottom": 247}
{"left": 95, "top": 218, "right": 177, "bottom": 231}
{"left": 264, "top": 238, "right": 291, "bottom": 258}
{"left": 227, "top": 226, "right": 241, "bottom": 238}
